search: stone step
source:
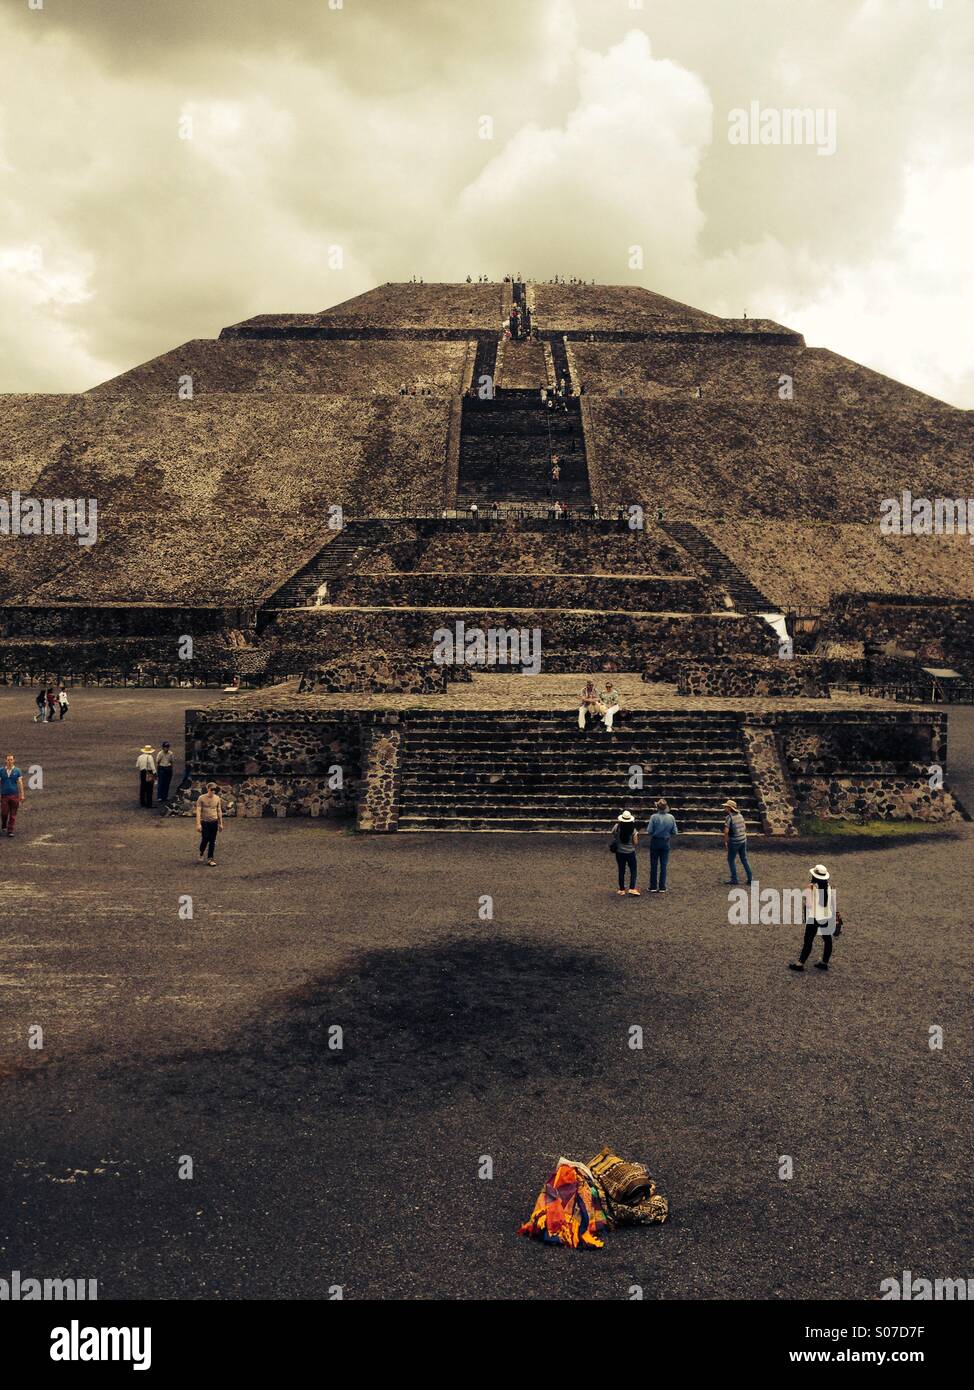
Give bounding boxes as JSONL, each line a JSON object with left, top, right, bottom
{"left": 403, "top": 757, "right": 751, "bottom": 769}
{"left": 396, "top": 817, "right": 753, "bottom": 833}
{"left": 403, "top": 739, "right": 748, "bottom": 752}
{"left": 399, "top": 798, "right": 759, "bottom": 814}
{"left": 402, "top": 780, "right": 755, "bottom": 795}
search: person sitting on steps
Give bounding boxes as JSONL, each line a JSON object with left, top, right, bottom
{"left": 600, "top": 681, "right": 620, "bottom": 732}
{"left": 578, "top": 678, "right": 599, "bottom": 730}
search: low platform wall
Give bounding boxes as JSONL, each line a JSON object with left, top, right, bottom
{"left": 183, "top": 697, "right": 964, "bottom": 828}
{"left": 260, "top": 607, "right": 778, "bottom": 675}
{"left": 184, "top": 704, "right": 361, "bottom": 818}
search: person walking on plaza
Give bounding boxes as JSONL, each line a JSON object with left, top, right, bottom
{"left": 196, "top": 782, "right": 224, "bottom": 866}
{"left": 57, "top": 686, "right": 69, "bottom": 720}
{"left": 33, "top": 689, "right": 46, "bottom": 723}
{"left": 136, "top": 744, "right": 157, "bottom": 807}
{"left": 155, "top": 741, "right": 176, "bottom": 804}
{"left": 789, "top": 864, "right": 842, "bottom": 973}
{"left": 611, "top": 810, "right": 639, "bottom": 896}
{"left": 723, "top": 798, "right": 753, "bottom": 885}
{"left": 45, "top": 688, "right": 57, "bottom": 722}
{"left": 0, "top": 753, "right": 25, "bottom": 837}
{"left": 646, "top": 798, "right": 678, "bottom": 893}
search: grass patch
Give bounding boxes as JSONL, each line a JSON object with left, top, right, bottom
{"left": 799, "top": 815, "right": 955, "bottom": 839}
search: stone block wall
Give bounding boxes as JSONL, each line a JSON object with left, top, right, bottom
{"left": 798, "top": 774, "right": 963, "bottom": 823}
{"left": 745, "top": 708, "right": 962, "bottom": 824}
{"left": 741, "top": 725, "right": 799, "bottom": 835}
{"left": 352, "top": 519, "right": 695, "bottom": 577}
{"left": 261, "top": 608, "right": 778, "bottom": 675}
{"left": 678, "top": 656, "right": 830, "bottom": 697}
{"left": 0, "top": 606, "right": 238, "bottom": 638}
{"left": 356, "top": 718, "right": 403, "bottom": 832}
{"left": 329, "top": 573, "right": 719, "bottom": 612}
{"left": 184, "top": 705, "right": 361, "bottom": 817}
{"left": 299, "top": 653, "right": 465, "bottom": 694}
{"left": 821, "top": 595, "right": 974, "bottom": 666}
{"left": 0, "top": 636, "right": 251, "bottom": 684}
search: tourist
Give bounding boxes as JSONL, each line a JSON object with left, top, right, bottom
{"left": 611, "top": 811, "right": 640, "bottom": 896}
{"left": 578, "top": 679, "right": 599, "bottom": 730}
{"left": 723, "top": 798, "right": 752, "bottom": 885}
{"left": 600, "top": 680, "right": 620, "bottom": 732}
{"left": 646, "top": 798, "right": 678, "bottom": 893}
{"left": 155, "top": 741, "right": 176, "bottom": 804}
{"left": 136, "top": 744, "right": 157, "bottom": 807}
{"left": 551, "top": 460, "right": 561, "bottom": 487}
{"left": 0, "top": 753, "right": 25, "bottom": 837}
{"left": 789, "top": 864, "right": 843, "bottom": 973}
{"left": 45, "top": 688, "right": 57, "bottom": 721}
{"left": 196, "top": 782, "right": 224, "bottom": 866}
{"left": 57, "top": 686, "right": 69, "bottom": 719}
{"left": 33, "top": 689, "right": 46, "bottom": 722}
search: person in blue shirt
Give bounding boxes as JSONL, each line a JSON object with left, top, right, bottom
{"left": 0, "top": 753, "right": 25, "bottom": 836}
{"left": 646, "top": 798, "right": 678, "bottom": 893}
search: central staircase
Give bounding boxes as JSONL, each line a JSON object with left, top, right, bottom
{"left": 457, "top": 396, "right": 590, "bottom": 505}
{"left": 397, "top": 710, "right": 762, "bottom": 832}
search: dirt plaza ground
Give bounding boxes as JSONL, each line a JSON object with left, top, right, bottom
{"left": 0, "top": 687, "right": 971, "bottom": 1301}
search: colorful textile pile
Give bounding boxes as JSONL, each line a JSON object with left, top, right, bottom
{"left": 519, "top": 1148, "right": 670, "bottom": 1248}
{"left": 518, "top": 1158, "right": 610, "bottom": 1249}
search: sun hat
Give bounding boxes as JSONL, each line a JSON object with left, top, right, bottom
{"left": 617, "top": 810, "right": 635, "bottom": 823}
{"left": 722, "top": 799, "right": 738, "bottom": 811}
{"left": 810, "top": 864, "right": 830, "bottom": 882}
{"left": 140, "top": 744, "right": 154, "bottom": 753}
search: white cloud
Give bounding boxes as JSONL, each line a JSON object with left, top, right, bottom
{"left": 0, "top": 0, "right": 971, "bottom": 404}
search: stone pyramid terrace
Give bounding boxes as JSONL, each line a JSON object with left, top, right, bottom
{"left": 1, "top": 279, "right": 970, "bottom": 832}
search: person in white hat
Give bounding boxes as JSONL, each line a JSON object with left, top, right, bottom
{"left": 136, "top": 744, "right": 157, "bottom": 807}
{"left": 610, "top": 810, "right": 640, "bottom": 896}
{"left": 789, "top": 864, "right": 843, "bottom": 972}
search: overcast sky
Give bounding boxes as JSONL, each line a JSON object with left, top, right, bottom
{"left": 1, "top": 0, "right": 972, "bottom": 404}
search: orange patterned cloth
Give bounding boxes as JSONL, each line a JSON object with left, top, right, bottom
{"left": 518, "top": 1159, "right": 610, "bottom": 1249}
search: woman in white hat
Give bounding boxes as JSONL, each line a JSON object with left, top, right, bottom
{"left": 789, "top": 864, "right": 842, "bottom": 972}
{"left": 610, "top": 810, "right": 640, "bottom": 896}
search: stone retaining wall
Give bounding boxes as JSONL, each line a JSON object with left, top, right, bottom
{"left": 822, "top": 595, "right": 974, "bottom": 665}
{"left": 299, "top": 653, "right": 466, "bottom": 694}
{"left": 184, "top": 706, "right": 361, "bottom": 817}
{"left": 0, "top": 606, "right": 239, "bottom": 638}
{"left": 745, "top": 708, "right": 962, "bottom": 824}
{"left": 262, "top": 608, "right": 778, "bottom": 675}
{"left": 741, "top": 725, "right": 799, "bottom": 834}
{"left": 679, "top": 656, "right": 829, "bottom": 697}
{"left": 329, "top": 573, "right": 719, "bottom": 611}
{"left": 356, "top": 718, "right": 403, "bottom": 832}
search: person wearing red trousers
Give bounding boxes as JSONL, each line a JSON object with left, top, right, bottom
{"left": 0, "top": 753, "right": 25, "bottom": 837}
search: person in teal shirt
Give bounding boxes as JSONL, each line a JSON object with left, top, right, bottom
{"left": 0, "top": 754, "right": 25, "bottom": 836}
